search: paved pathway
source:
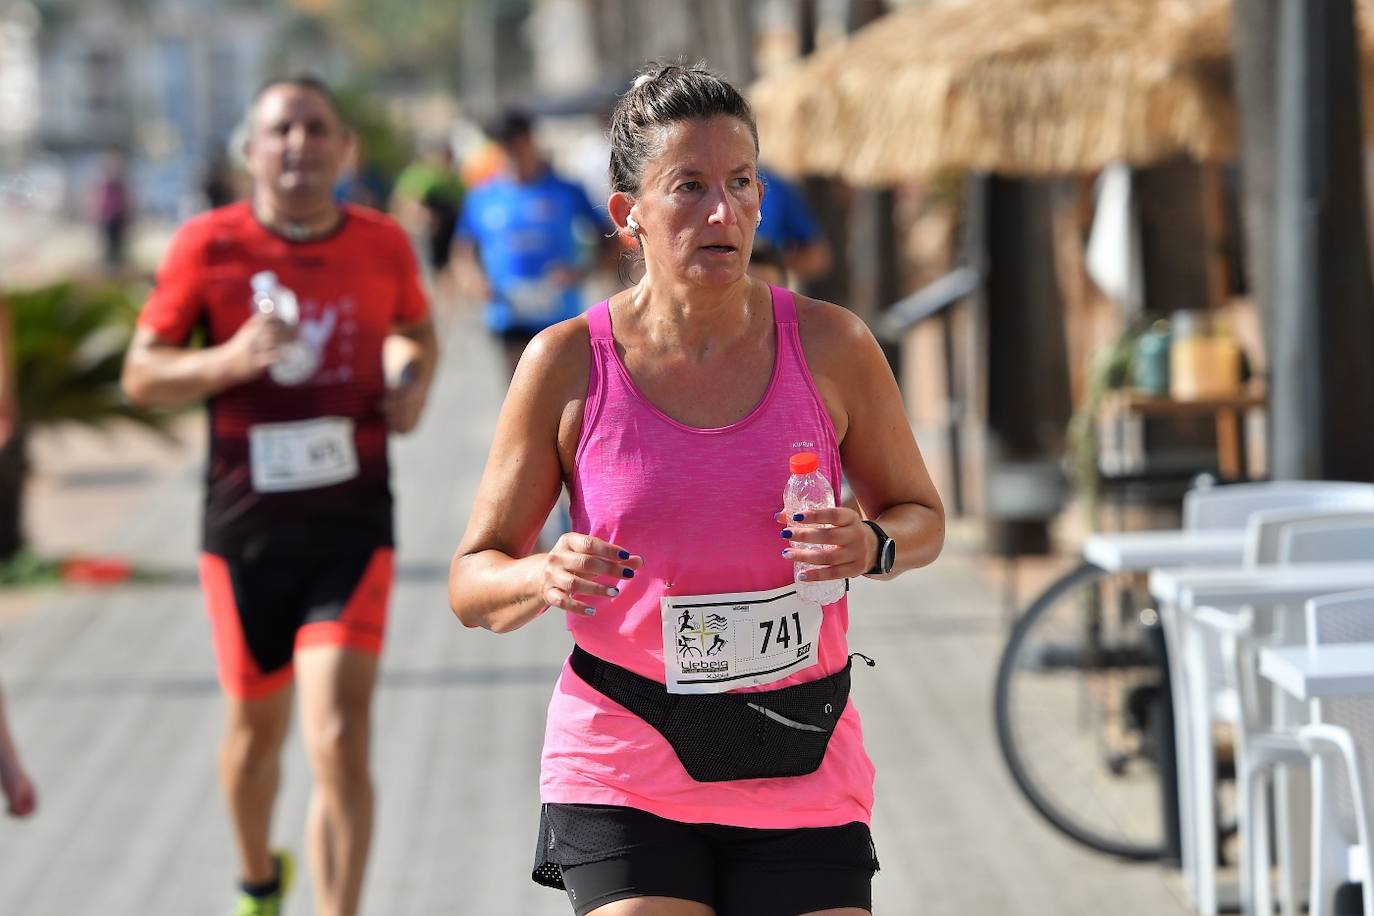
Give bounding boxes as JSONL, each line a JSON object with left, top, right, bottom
{"left": 0, "top": 299, "right": 1192, "bottom": 915}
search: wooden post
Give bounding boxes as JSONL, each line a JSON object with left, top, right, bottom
{"left": 847, "top": 186, "right": 902, "bottom": 372}
{"left": 844, "top": 0, "right": 902, "bottom": 374}
{"left": 794, "top": 0, "right": 852, "bottom": 307}
{"left": 1132, "top": 158, "right": 1214, "bottom": 316}
{"left": 973, "top": 174, "right": 1073, "bottom": 555}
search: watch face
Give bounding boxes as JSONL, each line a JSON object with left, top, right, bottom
{"left": 880, "top": 538, "right": 896, "bottom": 574}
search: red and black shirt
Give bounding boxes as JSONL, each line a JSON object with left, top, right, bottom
{"left": 139, "top": 202, "right": 429, "bottom": 557}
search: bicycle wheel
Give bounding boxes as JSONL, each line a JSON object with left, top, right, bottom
{"left": 994, "top": 560, "right": 1168, "bottom": 861}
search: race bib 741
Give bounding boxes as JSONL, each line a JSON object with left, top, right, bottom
{"left": 660, "top": 583, "right": 824, "bottom": 695}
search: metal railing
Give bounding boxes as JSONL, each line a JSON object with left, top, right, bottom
{"left": 873, "top": 265, "right": 980, "bottom": 516}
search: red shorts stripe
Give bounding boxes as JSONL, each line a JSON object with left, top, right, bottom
{"left": 200, "top": 548, "right": 394, "bottom": 699}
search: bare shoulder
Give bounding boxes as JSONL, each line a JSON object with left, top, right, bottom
{"left": 507, "top": 315, "right": 595, "bottom": 463}
{"left": 791, "top": 292, "right": 882, "bottom": 369}
{"left": 513, "top": 315, "right": 593, "bottom": 402}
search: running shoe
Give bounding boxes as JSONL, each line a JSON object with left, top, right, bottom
{"left": 232, "top": 849, "right": 294, "bottom": 916}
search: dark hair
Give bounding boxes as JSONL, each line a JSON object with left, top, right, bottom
{"left": 749, "top": 239, "right": 785, "bottom": 274}
{"left": 250, "top": 74, "right": 344, "bottom": 125}
{"left": 608, "top": 62, "right": 759, "bottom": 195}
{"left": 485, "top": 108, "right": 533, "bottom": 145}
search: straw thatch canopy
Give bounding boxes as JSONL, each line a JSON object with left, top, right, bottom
{"left": 750, "top": 0, "right": 1370, "bottom": 184}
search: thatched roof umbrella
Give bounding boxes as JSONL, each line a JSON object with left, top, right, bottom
{"left": 750, "top": 0, "right": 1367, "bottom": 183}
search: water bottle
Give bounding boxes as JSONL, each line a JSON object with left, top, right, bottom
{"left": 250, "top": 271, "right": 316, "bottom": 385}
{"left": 783, "top": 451, "right": 846, "bottom": 606}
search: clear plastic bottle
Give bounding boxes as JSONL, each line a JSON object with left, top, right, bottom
{"left": 783, "top": 451, "right": 846, "bottom": 606}
{"left": 249, "top": 270, "right": 315, "bottom": 385}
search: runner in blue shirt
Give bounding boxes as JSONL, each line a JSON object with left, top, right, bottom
{"left": 453, "top": 110, "right": 612, "bottom": 377}
{"left": 758, "top": 166, "right": 832, "bottom": 283}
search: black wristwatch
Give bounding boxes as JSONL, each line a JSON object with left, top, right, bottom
{"left": 862, "top": 519, "right": 896, "bottom": 576}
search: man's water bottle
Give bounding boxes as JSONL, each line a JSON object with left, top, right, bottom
{"left": 250, "top": 271, "right": 316, "bottom": 385}
{"left": 783, "top": 451, "right": 846, "bottom": 606}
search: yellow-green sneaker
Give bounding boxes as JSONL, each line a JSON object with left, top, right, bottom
{"left": 232, "top": 850, "right": 294, "bottom": 916}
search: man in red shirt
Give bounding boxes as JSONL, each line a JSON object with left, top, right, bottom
{"left": 122, "top": 75, "right": 437, "bottom": 916}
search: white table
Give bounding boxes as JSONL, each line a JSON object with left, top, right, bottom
{"left": 1084, "top": 529, "right": 1248, "bottom": 572}
{"left": 1260, "top": 643, "right": 1374, "bottom": 700}
{"left": 1150, "top": 563, "right": 1374, "bottom": 611}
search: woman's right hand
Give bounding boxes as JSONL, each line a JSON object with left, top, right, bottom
{"left": 541, "top": 532, "right": 643, "bottom": 616}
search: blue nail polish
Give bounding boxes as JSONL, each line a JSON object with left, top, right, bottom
{"left": 618, "top": 550, "right": 630, "bottom": 560}
{"left": 584, "top": 607, "right": 596, "bottom": 616}
{"left": 792, "top": 513, "right": 804, "bottom": 522}
{"left": 780, "top": 529, "right": 793, "bottom": 538}
{"left": 781, "top": 549, "right": 791, "bottom": 558}
{"left": 622, "top": 568, "right": 635, "bottom": 578}
{"left": 607, "top": 587, "right": 620, "bottom": 597}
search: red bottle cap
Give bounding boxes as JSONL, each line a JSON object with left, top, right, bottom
{"left": 789, "top": 452, "right": 819, "bottom": 475}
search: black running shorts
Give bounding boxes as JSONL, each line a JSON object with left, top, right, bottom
{"left": 533, "top": 803, "right": 878, "bottom": 916}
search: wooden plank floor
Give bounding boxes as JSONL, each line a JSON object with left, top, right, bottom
{"left": 0, "top": 303, "right": 1191, "bottom": 915}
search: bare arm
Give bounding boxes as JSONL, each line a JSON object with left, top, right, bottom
{"left": 447, "top": 322, "right": 642, "bottom": 633}
{"left": 120, "top": 318, "right": 287, "bottom": 409}
{"left": 381, "top": 316, "right": 439, "bottom": 434}
{"left": 0, "top": 682, "right": 36, "bottom": 818}
{"left": 781, "top": 301, "right": 945, "bottom": 583}
{"left": 450, "top": 239, "right": 490, "bottom": 303}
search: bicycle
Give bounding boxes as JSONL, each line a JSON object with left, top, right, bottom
{"left": 993, "top": 559, "right": 1178, "bottom": 862}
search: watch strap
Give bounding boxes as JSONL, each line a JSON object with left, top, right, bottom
{"left": 862, "top": 519, "right": 892, "bottom": 575}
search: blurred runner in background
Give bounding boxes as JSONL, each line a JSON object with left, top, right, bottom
{"left": 91, "top": 151, "right": 134, "bottom": 272}
{"left": 122, "top": 75, "right": 437, "bottom": 916}
{"left": 451, "top": 109, "right": 613, "bottom": 379}
{"left": 391, "top": 141, "right": 464, "bottom": 280}
{"left": 757, "top": 165, "right": 832, "bottom": 284}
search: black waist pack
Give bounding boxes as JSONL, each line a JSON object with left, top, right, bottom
{"left": 569, "top": 644, "right": 871, "bottom": 783}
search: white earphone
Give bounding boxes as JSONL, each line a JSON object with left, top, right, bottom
{"left": 755, "top": 211, "right": 763, "bottom": 227}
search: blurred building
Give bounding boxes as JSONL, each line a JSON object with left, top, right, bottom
{"left": 25, "top": 0, "right": 350, "bottom": 216}
{"left": 0, "top": 3, "right": 41, "bottom": 166}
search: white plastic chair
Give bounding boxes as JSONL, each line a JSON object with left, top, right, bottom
{"left": 1297, "top": 589, "right": 1374, "bottom": 916}
{"left": 1268, "top": 516, "right": 1374, "bottom": 916}
{"left": 1168, "top": 493, "right": 1374, "bottom": 916}
{"left": 1280, "top": 517, "right": 1374, "bottom": 565}
{"left": 1193, "top": 603, "right": 1309, "bottom": 916}
{"left": 1184, "top": 482, "right": 1374, "bottom": 532}
{"left": 1202, "top": 514, "right": 1374, "bottom": 915}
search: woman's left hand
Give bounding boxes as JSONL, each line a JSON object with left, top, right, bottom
{"left": 775, "top": 506, "right": 874, "bottom": 582}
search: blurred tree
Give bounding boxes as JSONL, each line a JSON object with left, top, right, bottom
{"left": 0, "top": 282, "right": 170, "bottom": 561}
{"left": 288, "top": 0, "right": 477, "bottom": 89}
{"left": 332, "top": 85, "right": 412, "bottom": 196}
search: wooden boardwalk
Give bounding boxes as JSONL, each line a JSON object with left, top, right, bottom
{"left": 0, "top": 305, "right": 1191, "bottom": 915}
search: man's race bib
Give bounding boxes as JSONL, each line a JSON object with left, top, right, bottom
{"left": 661, "top": 583, "right": 825, "bottom": 695}
{"left": 249, "top": 418, "right": 358, "bottom": 493}
{"left": 504, "top": 278, "right": 561, "bottom": 322}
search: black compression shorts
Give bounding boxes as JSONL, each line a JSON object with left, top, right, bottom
{"left": 534, "top": 803, "right": 878, "bottom": 916}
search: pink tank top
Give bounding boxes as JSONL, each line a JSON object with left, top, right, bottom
{"left": 539, "top": 285, "right": 875, "bottom": 828}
